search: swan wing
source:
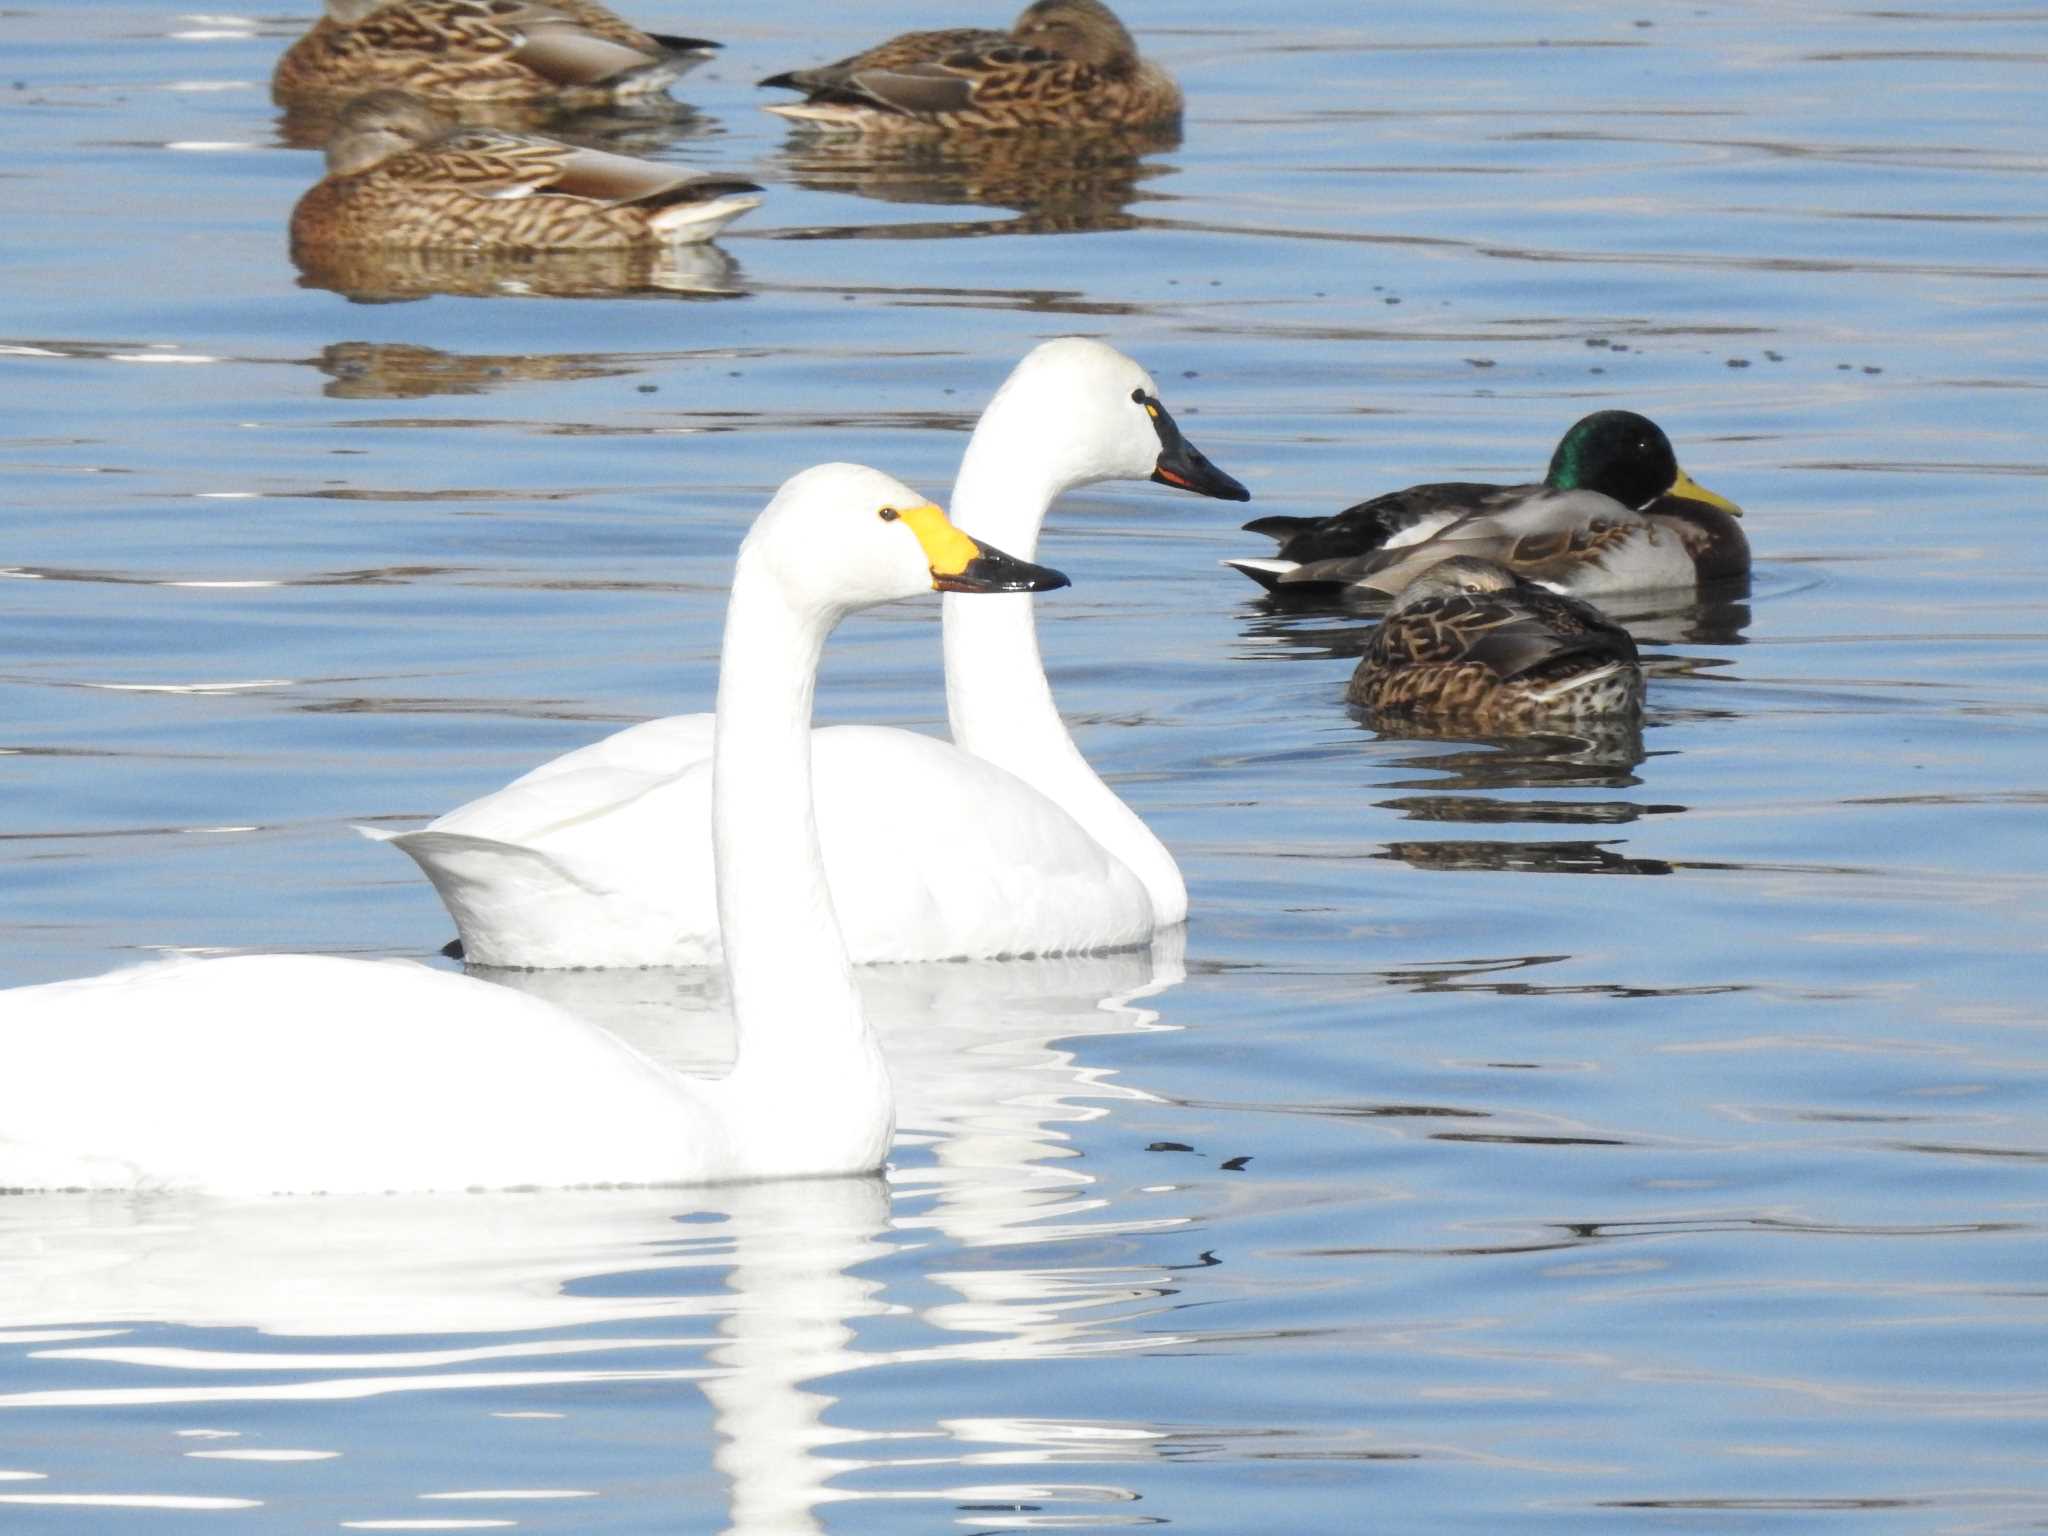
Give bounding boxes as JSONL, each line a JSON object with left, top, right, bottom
{"left": 387, "top": 756, "right": 721, "bottom": 969}
{"left": 499, "top": 712, "right": 718, "bottom": 788}
{"left": 810, "top": 726, "right": 1155, "bottom": 963}
{"left": 377, "top": 722, "right": 1154, "bottom": 968}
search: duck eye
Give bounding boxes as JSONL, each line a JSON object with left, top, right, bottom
{"left": 877, "top": 506, "right": 900, "bottom": 522}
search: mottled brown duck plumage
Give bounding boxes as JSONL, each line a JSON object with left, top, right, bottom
{"left": 273, "top": 0, "right": 717, "bottom": 105}
{"left": 758, "top": 0, "right": 1182, "bottom": 133}
{"left": 1348, "top": 557, "right": 1644, "bottom": 726}
{"left": 289, "top": 90, "right": 761, "bottom": 252}
{"left": 1230, "top": 410, "right": 1746, "bottom": 600}
{"left": 774, "top": 119, "right": 1176, "bottom": 233}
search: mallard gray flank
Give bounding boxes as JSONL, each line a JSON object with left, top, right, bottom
{"left": 1231, "top": 410, "right": 1746, "bottom": 599}
{"left": 273, "top": 0, "right": 716, "bottom": 106}
{"left": 1348, "top": 557, "right": 1644, "bottom": 726}
{"left": 758, "top": 0, "right": 1182, "bottom": 133}
{"left": 289, "top": 90, "right": 761, "bottom": 250}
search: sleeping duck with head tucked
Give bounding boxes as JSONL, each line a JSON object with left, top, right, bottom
{"left": 758, "top": 0, "right": 1182, "bottom": 133}
{"left": 1347, "top": 556, "right": 1645, "bottom": 727}
{"left": 290, "top": 89, "right": 762, "bottom": 250}
{"left": 273, "top": 0, "right": 718, "bottom": 106}
{"left": 1230, "top": 410, "right": 1746, "bottom": 601}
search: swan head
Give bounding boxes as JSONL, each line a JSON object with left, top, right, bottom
{"left": 747, "top": 464, "right": 1071, "bottom": 616}
{"left": 975, "top": 338, "right": 1250, "bottom": 503}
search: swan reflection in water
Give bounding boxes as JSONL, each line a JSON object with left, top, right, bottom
{"left": 292, "top": 239, "right": 747, "bottom": 302}
{"left": 0, "top": 942, "right": 1187, "bottom": 1530}
{"left": 768, "top": 122, "right": 1180, "bottom": 238}
{"left": 491, "top": 936, "right": 1189, "bottom": 1248}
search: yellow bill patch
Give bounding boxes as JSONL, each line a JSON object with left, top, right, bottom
{"left": 895, "top": 501, "right": 984, "bottom": 580}
{"left": 1671, "top": 468, "right": 1742, "bottom": 516}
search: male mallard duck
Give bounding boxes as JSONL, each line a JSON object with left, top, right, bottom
{"left": 274, "top": 0, "right": 716, "bottom": 105}
{"left": 1230, "top": 410, "right": 1746, "bottom": 599}
{"left": 757, "top": 0, "right": 1181, "bottom": 133}
{"left": 1348, "top": 557, "right": 1644, "bottom": 725}
{"left": 289, "top": 90, "right": 762, "bottom": 250}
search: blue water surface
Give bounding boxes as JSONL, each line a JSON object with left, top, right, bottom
{"left": 1, "top": 1, "right": 2045, "bottom": 1531}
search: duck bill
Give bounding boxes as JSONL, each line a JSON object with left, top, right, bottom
{"left": 1670, "top": 468, "right": 1742, "bottom": 517}
{"left": 933, "top": 535, "right": 1070, "bottom": 595}
{"left": 1148, "top": 400, "right": 1251, "bottom": 502}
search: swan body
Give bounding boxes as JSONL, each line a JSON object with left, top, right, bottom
{"left": 0, "top": 466, "right": 1067, "bottom": 1194}
{"left": 393, "top": 721, "right": 1151, "bottom": 969}
{"left": 377, "top": 339, "right": 1249, "bottom": 968}
{"left": 1228, "top": 410, "right": 1744, "bottom": 599}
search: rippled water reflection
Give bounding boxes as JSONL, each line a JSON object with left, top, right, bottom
{"left": 3, "top": 0, "right": 2047, "bottom": 1530}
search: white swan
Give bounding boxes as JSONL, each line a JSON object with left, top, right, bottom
{"left": 373, "top": 338, "right": 1249, "bottom": 968}
{"left": 0, "top": 466, "right": 1068, "bottom": 1195}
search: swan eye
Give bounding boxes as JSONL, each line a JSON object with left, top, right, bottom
{"left": 1133, "top": 388, "right": 1161, "bottom": 420}
{"left": 877, "top": 506, "right": 900, "bottom": 522}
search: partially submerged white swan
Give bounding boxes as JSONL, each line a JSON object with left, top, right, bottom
{"left": 375, "top": 338, "right": 1249, "bottom": 968}
{"left": 0, "top": 466, "right": 1067, "bottom": 1195}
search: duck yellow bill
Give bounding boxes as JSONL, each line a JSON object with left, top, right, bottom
{"left": 1671, "top": 468, "right": 1742, "bottom": 517}
{"left": 895, "top": 502, "right": 1072, "bottom": 594}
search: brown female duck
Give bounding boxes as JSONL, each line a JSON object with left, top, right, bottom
{"left": 758, "top": 0, "right": 1182, "bottom": 133}
{"left": 289, "top": 90, "right": 762, "bottom": 250}
{"left": 273, "top": 0, "right": 717, "bottom": 106}
{"left": 1348, "top": 557, "right": 1644, "bottom": 726}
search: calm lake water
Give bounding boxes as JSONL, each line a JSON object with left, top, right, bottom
{"left": 3, "top": 0, "right": 2047, "bottom": 1530}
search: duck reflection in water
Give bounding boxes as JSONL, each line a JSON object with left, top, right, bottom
{"left": 294, "top": 240, "right": 746, "bottom": 301}
{"left": 1377, "top": 837, "right": 1677, "bottom": 878}
{"left": 769, "top": 120, "right": 1180, "bottom": 238}
{"left": 1363, "top": 717, "right": 1675, "bottom": 876}
{"left": 276, "top": 90, "right": 711, "bottom": 158}
{"left": 314, "top": 340, "right": 637, "bottom": 398}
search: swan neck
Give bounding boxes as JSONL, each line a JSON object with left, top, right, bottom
{"left": 713, "top": 560, "right": 865, "bottom": 1053}
{"left": 944, "top": 407, "right": 1068, "bottom": 746}
{"left": 948, "top": 403, "right": 1069, "bottom": 560}
{"left": 940, "top": 494, "right": 1189, "bottom": 927}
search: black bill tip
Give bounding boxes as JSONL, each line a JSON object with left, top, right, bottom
{"left": 1147, "top": 397, "right": 1251, "bottom": 502}
{"left": 935, "top": 536, "right": 1071, "bottom": 595}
